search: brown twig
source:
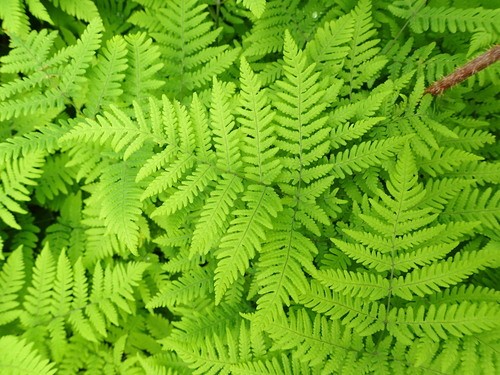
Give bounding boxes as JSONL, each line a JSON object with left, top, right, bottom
{"left": 425, "top": 45, "right": 500, "bottom": 96}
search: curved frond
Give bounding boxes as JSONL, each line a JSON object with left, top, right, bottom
{"left": 0, "top": 335, "right": 56, "bottom": 375}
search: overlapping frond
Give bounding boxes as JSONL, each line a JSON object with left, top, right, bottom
{"left": 0, "top": 335, "right": 56, "bottom": 375}
{"left": 0, "top": 18, "right": 104, "bottom": 122}
{"left": 20, "top": 244, "right": 149, "bottom": 345}
{"left": 0, "top": 150, "right": 45, "bottom": 229}
{"left": 390, "top": 1, "right": 500, "bottom": 34}
{"left": 129, "top": 0, "right": 239, "bottom": 99}
{"left": 0, "top": 1, "right": 498, "bottom": 373}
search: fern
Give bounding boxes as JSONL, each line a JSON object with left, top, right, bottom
{"left": 390, "top": 1, "right": 500, "bottom": 34}
{"left": 0, "top": 335, "right": 56, "bottom": 375}
{"left": 129, "top": 0, "right": 239, "bottom": 100}
{"left": 0, "top": 0, "right": 499, "bottom": 373}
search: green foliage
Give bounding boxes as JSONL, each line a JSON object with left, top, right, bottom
{"left": 0, "top": 0, "right": 499, "bottom": 373}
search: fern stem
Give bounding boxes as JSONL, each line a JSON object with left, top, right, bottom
{"left": 425, "top": 44, "right": 500, "bottom": 96}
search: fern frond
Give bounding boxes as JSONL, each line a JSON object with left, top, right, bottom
{"left": 50, "top": 0, "right": 100, "bottom": 22}
{"left": 190, "top": 174, "right": 243, "bottom": 258}
{"left": 214, "top": 185, "right": 282, "bottom": 303}
{"left": 163, "top": 309, "right": 252, "bottom": 374}
{"left": 306, "top": 14, "right": 354, "bottom": 76}
{"left": 442, "top": 161, "right": 500, "bottom": 186}
{"left": 0, "top": 29, "right": 57, "bottom": 74}
{"left": 210, "top": 78, "right": 242, "bottom": 172}
{"left": 300, "top": 280, "right": 385, "bottom": 336}
{"left": 262, "top": 308, "right": 376, "bottom": 373}
{"left": 238, "top": 0, "right": 266, "bottom": 18}
{"left": 0, "top": 335, "right": 56, "bottom": 375}
{"left": 121, "top": 33, "right": 164, "bottom": 104}
{"left": 147, "top": 266, "right": 214, "bottom": 309}
{"left": 0, "top": 124, "right": 65, "bottom": 164}
{"left": 330, "top": 137, "right": 406, "bottom": 179}
{"left": 238, "top": 57, "right": 281, "bottom": 184}
{"left": 21, "top": 243, "right": 56, "bottom": 328}
{"left": 315, "top": 268, "right": 390, "bottom": 301}
{"left": 392, "top": 247, "right": 498, "bottom": 300}
{"left": 442, "top": 187, "right": 500, "bottom": 230}
{"left": 0, "top": 0, "right": 30, "bottom": 36}
{"left": 254, "top": 210, "right": 316, "bottom": 317}
{"left": 84, "top": 35, "right": 128, "bottom": 117}
{"left": 341, "top": 0, "right": 387, "bottom": 94}
{"left": 151, "top": 164, "right": 217, "bottom": 218}
{"left": 427, "top": 284, "right": 500, "bottom": 305}
{"left": 92, "top": 157, "right": 144, "bottom": 254}
{"left": 0, "top": 247, "right": 25, "bottom": 325}
{"left": 0, "top": 150, "right": 45, "bottom": 229}
{"left": 60, "top": 100, "right": 166, "bottom": 160}
{"left": 129, "top": 0, "right": 238, "bottom": 99}
{"left": 387, "top": 301, "right": 500, "bottom": 344}
{"left": 35, "top": 153, "right": 75, "bottom": 204}
{"left": 242, "top": 0, "right": 299, "bottom": 58}
{"left": 418, "top": 147, "right": 483, "bottom": 177}
{"left": 0, "top": 19, "right": 103, "bottom": 121}
{"left": 390, "top": 2, "right": 500, "bottom": 34}
{"left": 57, "top": 18, "right": 104, "bottom": 98}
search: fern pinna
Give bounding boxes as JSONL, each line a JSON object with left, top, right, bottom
{"left": 0, "top": 0, "right": 499, "bottom": 374}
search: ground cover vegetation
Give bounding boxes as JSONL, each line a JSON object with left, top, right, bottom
{"left": 0, "top": 0, "right": 499, "bottom": 373}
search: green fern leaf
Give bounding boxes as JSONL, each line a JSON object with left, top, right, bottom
{"left": 50, "top": 0, "right": 100, "bottom": 22}
{"left": 315, "top": 268, "right": 390, "bottom": 301}
{"left": 300, "top": 280, "right": 385, "bottom": 336}
{"left": 0, "top": 29, "right": 57, "bottom": 74}
{"left": 190, "top": 174, "right": 244, "bottom": 257}
{"left": 238, "top": 57, "right": 281, "bottom": 184}
{"left": 0, "top": 335, "right": 56, "bottom": 375}
{"left": 330, "top": 137, "right": 407, "bottom": 179}
{"left": 0, "top": 150, "right": 45, "bottom": 229}
{"left": 442, "top": 187, "right": 500, "bottom": 230}
{"left": 392, "top": 247, "right": 498, "bottom": 300}
{"left": 238, "top": 0, "right": 267, "bottom": 18}
{"left": 210, "top": 78, "right": 242, "bottom": 172}
{"left": 129, "top": 0, "right": 239, "bottom": 99}
{"left": 214, "top": 185, "right": 282, "bottom": 304}
{"left": 92, "top": 158, "right": 144, "bottom": 254}
{"left": 306, "top": 14, "right": 355, "bottom": 76}
{"left": 121, "top": 33, "right": 164, "bottom": 104}
{"left": 84, "top": 35, "right": 128, "bottom": 117}
{"left": 341, "top": 0, "right": 387, "bottom": 94}
{"left": 0, "top": 247, "right": 25, "bottom": 325}
{"left": 0, "top": 0, "right": 30, "bottom": 36}
{"left": 60, "top": 100, "right": 166, "bottom": 160}
{"left": 387, "top": 301, "right": 500, "bottom": 344}
{"left": 390, "top": 2, "right": 500, "bottom": 34}
{"left": 21, "top": 243, "right": 56, "bottom": 327}
{"left": 147, "top": 266, "right": 214, "bottom": 309}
